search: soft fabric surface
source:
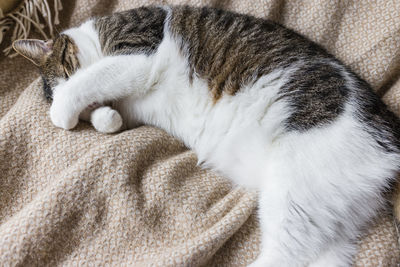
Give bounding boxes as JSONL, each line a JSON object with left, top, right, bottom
{"left": 1, "top": 0, "right": 400, "bottom": 266}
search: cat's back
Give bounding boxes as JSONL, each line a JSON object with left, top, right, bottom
{"left": 167, "top": 6, "right": 332, "bottom": 101}
{"left": 167, "top": 6, "right": 395, "bottom": 134}
{"left": 93, "top": 5, "right": 400, "bottom": 154}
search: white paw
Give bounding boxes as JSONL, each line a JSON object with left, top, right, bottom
{"left": 50, "top": 98, "right": 79, "bottom": 130}
{"left": 91, "top": 106, "right": 123, "bottom": 133}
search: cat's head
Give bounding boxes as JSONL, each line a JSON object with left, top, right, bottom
{"left": 12, "top": 35, "right": 80, "bottom": 101}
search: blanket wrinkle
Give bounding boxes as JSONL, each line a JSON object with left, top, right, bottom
{"left": 1, "top": 0, "right": 400, "bottom": 266}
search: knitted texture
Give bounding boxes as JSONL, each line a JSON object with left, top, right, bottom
{"left": 0, "top": 0, "right": 399, "bottom": 266}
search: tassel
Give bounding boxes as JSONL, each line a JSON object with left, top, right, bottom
{"left": 0, "top": 0, "right": 62, "bottom": 56}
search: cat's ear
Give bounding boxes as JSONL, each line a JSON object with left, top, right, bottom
{"left": 12, "top": 39, "right": 53, "bottom": 66}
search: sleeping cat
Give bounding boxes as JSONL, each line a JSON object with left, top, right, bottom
{"left": 12, "top": 5, "right": 400, "bottom": 267}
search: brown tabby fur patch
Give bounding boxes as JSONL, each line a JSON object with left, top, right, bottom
{"left": 168, "top": 6, "right": 327, "bottom": 102}
{"left": 95, "top": 7, "right": 166, "bottom": 56}
{"left": 166, "top": 6, "right": 354, "bottom": 130}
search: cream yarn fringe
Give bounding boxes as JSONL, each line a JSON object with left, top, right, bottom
{"left": 0, "top": 0, "right": 62, "bottom": 56}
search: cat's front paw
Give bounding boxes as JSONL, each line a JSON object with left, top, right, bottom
{"left": 50, "top": 99, "right": 79, "bottom": 130}
{"left": 91, "top": 106, "right": 123, "bottom": 133}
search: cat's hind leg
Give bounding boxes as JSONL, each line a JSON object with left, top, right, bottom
{"left": 249, "top": 187, "right": 358, "bottom": 267}
{"left": 90, "top": 106, "right": 123, "bottom": 133}
{"left": 248, "top": 191, "right": 314, "bottom": 267}
{"left": 308, "top": 241, "right": 356, "bottom": 267}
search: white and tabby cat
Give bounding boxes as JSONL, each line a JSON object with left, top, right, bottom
{"left": 13, "top": 5, "right": 400, "bottom": 267}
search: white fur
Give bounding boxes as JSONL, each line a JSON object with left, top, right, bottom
{"left": 90, "top": 106, "right": 123, "bottom": 133}
{"left": 48, "top": 18, "right": 400, "bottom": 267}
{"left": 63, "top": 20, "right": 103, "bottom": 67}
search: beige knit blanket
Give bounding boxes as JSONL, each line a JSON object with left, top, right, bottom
{"left": 1, "top": 0, "right": 400, "bottom": 266}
